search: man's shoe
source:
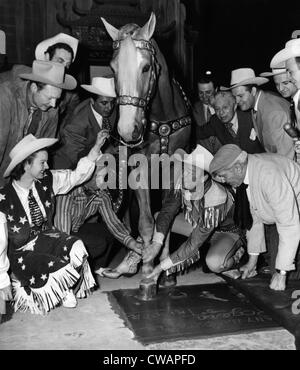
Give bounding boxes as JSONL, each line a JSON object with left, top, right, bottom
{"left": 98, "top": 251, "right": 141, "bottom": 279}
{"left": 62, "top": 290, "right": 77, "bottom": 308}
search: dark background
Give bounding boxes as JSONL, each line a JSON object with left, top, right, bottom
{"left": 1, "top": 0, "right": 300, "bottom": 95}
{"left": 186, "top": 0, "right": 300, "bottom": 89}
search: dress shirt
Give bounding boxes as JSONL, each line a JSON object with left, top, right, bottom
{"left": 204, "top": 104, "right": 215, "bottom": 122}
{"left": 293, "top": 89, "right": 300, "bottom": 129}
{"left": 229, "top": 112, "right": 239, "bottom": 134}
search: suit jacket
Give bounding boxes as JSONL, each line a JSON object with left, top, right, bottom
{"left": 0, "top": 64, "right": 80, "bottom": 137}
{"left": 52, "top": 98, "right": 117, "bottom": 169}
{"left": 198, "top": 110, "right": 264, "bottom": 154}
{"left": 192, "top": 100, "right": 222, "bottom": 153}
{"left": 246, "top": 153, "right": 300, "bottom": 271}
{"left": 254, "top": 90, "right": 294, "bottom": 158}
{"left": 0, "top": 79, "right": 59, "bottom": 187}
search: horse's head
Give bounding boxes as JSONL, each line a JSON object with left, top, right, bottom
{"left": 102, "top": 13, "right": 158, "bottom": 147}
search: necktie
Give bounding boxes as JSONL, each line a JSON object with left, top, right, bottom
{"left": 225, "top": 122, "right": 237, "bottom": 138}
{"left": 24, "top": 107, "right": 36, "bottom": 135}
{"left": 290, "top": 100, "right": 297, "bottom": 128}
{"left": 233, "top": 183, "right": 253, "bottom": 230}
{"left": 27, "top": 109, "right": 42, "bottom": 136}
{"left": 206, "top": 106, "right": 211, "bottom": 122}
{"left": 102, "top": 117, "right": 111, "bottom": 131}
{"left": 28, "top": 189, "right": 44, "bottom": 227}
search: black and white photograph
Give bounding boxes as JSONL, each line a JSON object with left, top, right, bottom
{"left": 1, "top": 0, "right": 300, "bottom": 354}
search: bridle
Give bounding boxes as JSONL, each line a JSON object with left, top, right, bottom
{"left": 112, "top": 38, "right": 158, "bottom": 148}
{"left": 112, "top": 37, "right": 191, "bottom": 153}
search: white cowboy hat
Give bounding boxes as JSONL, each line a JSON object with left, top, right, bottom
{"left": 35, "top": 33, "right": 78, "bottom": 62}
{"left": 172, "top": 145, "right": 213, "bottom": 199}
{"left": 259, "top": 61, "right": 287, "bottom": 77}
{"left": 81, "top": 77, "right": 116, "bottom": 97}
{"left": 271, "top": 38, "right": 300, "bottom": 68}
{"left": 0, "top": 30, "right": 6, "bottom": 54}
{"left": 4, "top": 135, "right": 58, "bottom": 177}
{"left": 19, "top": 60, "right": 77, "bottom": 90}
{"left": 174, "top": 144, "right": 213, "bottom": 172}
{"left": 222, "top": 68, "right": 269, "bottom": 90}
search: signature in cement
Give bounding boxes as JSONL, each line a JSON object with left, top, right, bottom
{"left": 199, "top": 291, "right": 229, "bottom": 302}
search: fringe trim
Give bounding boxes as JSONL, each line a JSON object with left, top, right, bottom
{"left": 12, "top": 263, "right": 80, "bottom": 315}
{"left": 166, "top": 250, "right": 201, "bottom": 276}
{"left": 75, "top": 260, "right": 96, "bottom": 299}
{"left": 183, "top": 203, "right": 228, "bottom": 230}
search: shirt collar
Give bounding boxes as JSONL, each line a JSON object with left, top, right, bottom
{"left": 204, "top": 103, "right": 215, "bottom": 114}
{"left": 12, "top": 180, "right": 35, "bottom": 196}
{"left": 230, "top": 112, "right": 238, "bottom": 125}
{"left": 254, "top": 90, "right": 262, "bottom": 112}
{"left": 91, "top": 102, "right": 103, "bottom": 128}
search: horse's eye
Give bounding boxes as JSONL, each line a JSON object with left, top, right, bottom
{"left": 142, "top": 64, "right": 150, "bottom": 73}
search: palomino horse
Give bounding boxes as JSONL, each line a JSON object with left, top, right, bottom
{"left": 101, "top": 12, "right": 191, "bottom": 281}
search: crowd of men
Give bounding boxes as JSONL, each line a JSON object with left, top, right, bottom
{"left": 0, "top": 29, "right": 300, "bottom": 316}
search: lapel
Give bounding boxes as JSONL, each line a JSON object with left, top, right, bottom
{"left": 247, "top": 155, "right": 258, "bottom": 211}
{"left": 88, "top": 102, "right": 101, "bottom": 134}
{"left": 236, "top": 111, "right": 249, "bottom": 143}
{"left": 197, "top": 102, "right": 206, "bottom": 124}
{"left": 252, "top": 91, "right": 264, "bottom": 144}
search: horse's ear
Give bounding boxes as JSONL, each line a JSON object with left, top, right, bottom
{"left": 101, "top": 17, "right": 119, "bottom": 41}
{"left": 140, "top": 12, "right": 156, "bottom": 40}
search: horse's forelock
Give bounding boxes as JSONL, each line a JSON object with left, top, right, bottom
{"left": 118, "top": 23, "right": 141, "bottom": 40}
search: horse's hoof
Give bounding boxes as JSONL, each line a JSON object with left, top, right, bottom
{"left": 158, "top": 272, "right": 177, "bottom": 287}
{"left": 137, "top": 278, "right": 157, "bottom": 301}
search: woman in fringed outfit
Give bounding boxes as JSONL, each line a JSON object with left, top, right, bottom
{"left": 144, "top": 145, "right": 246, "bottom": 281}
{"left": 0, "top": 131, "right": 108, "bottom": 315}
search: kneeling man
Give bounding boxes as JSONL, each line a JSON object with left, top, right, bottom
{"left": 209, "top": 144, "right": 300, "bottom": 291}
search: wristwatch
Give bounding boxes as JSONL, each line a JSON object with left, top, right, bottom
{"left": 276, "top": 269, "right": 287, "bottom": 276}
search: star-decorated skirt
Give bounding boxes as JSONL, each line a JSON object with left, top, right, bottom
{"left": 10, "top": 228, "right": 95, "bottom": 315}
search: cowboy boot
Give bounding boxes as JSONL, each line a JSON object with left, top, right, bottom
{"left": 100, "top": 251, "right": 142, "bottom": 279}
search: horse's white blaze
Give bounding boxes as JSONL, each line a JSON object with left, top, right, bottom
{"left": 117, "top": 37, "right": 145, "bottom": 141}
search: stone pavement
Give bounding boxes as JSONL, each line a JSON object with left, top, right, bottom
{"left": 0, "top": 259, "right": 296, "bottom": 350}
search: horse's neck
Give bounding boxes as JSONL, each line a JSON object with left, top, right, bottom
{"left": 149, "top": 40, "right": 187, "bottom": 123}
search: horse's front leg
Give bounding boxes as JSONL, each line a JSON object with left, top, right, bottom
{"left": 134, "top": 187, "right": 154, "bottom": 275}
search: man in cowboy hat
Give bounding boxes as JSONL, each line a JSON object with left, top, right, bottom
{"left": 0, "top": 32, "right": 78, "bottom": 84}
{"left": 271, "top": 38, "right": 300, "bottom": 154}
{"left": 0, "top": 32, "right": 80, "bottom": 133}
{"left": 139, "top": 144, "right": 245, "bottom": 284}
{"left": 260, "top": 63, "right": 298, "bottom": 101}
{"left": 0, "top": 60, "right": 77, "bottom": 187}
{"left": 0, "top": 130, "right": 109, "bottom": 314}
{"left": 209, "top": 144, "right": 300, "bottom": 291}
{"left": 52, "top": 76, "right": 117, "bottom": 169}
{"left": 224, "top": 68, "right": 293, "bottom": 159}
{"left": 107, "top": 145, "right": 245, "bottom": 281}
